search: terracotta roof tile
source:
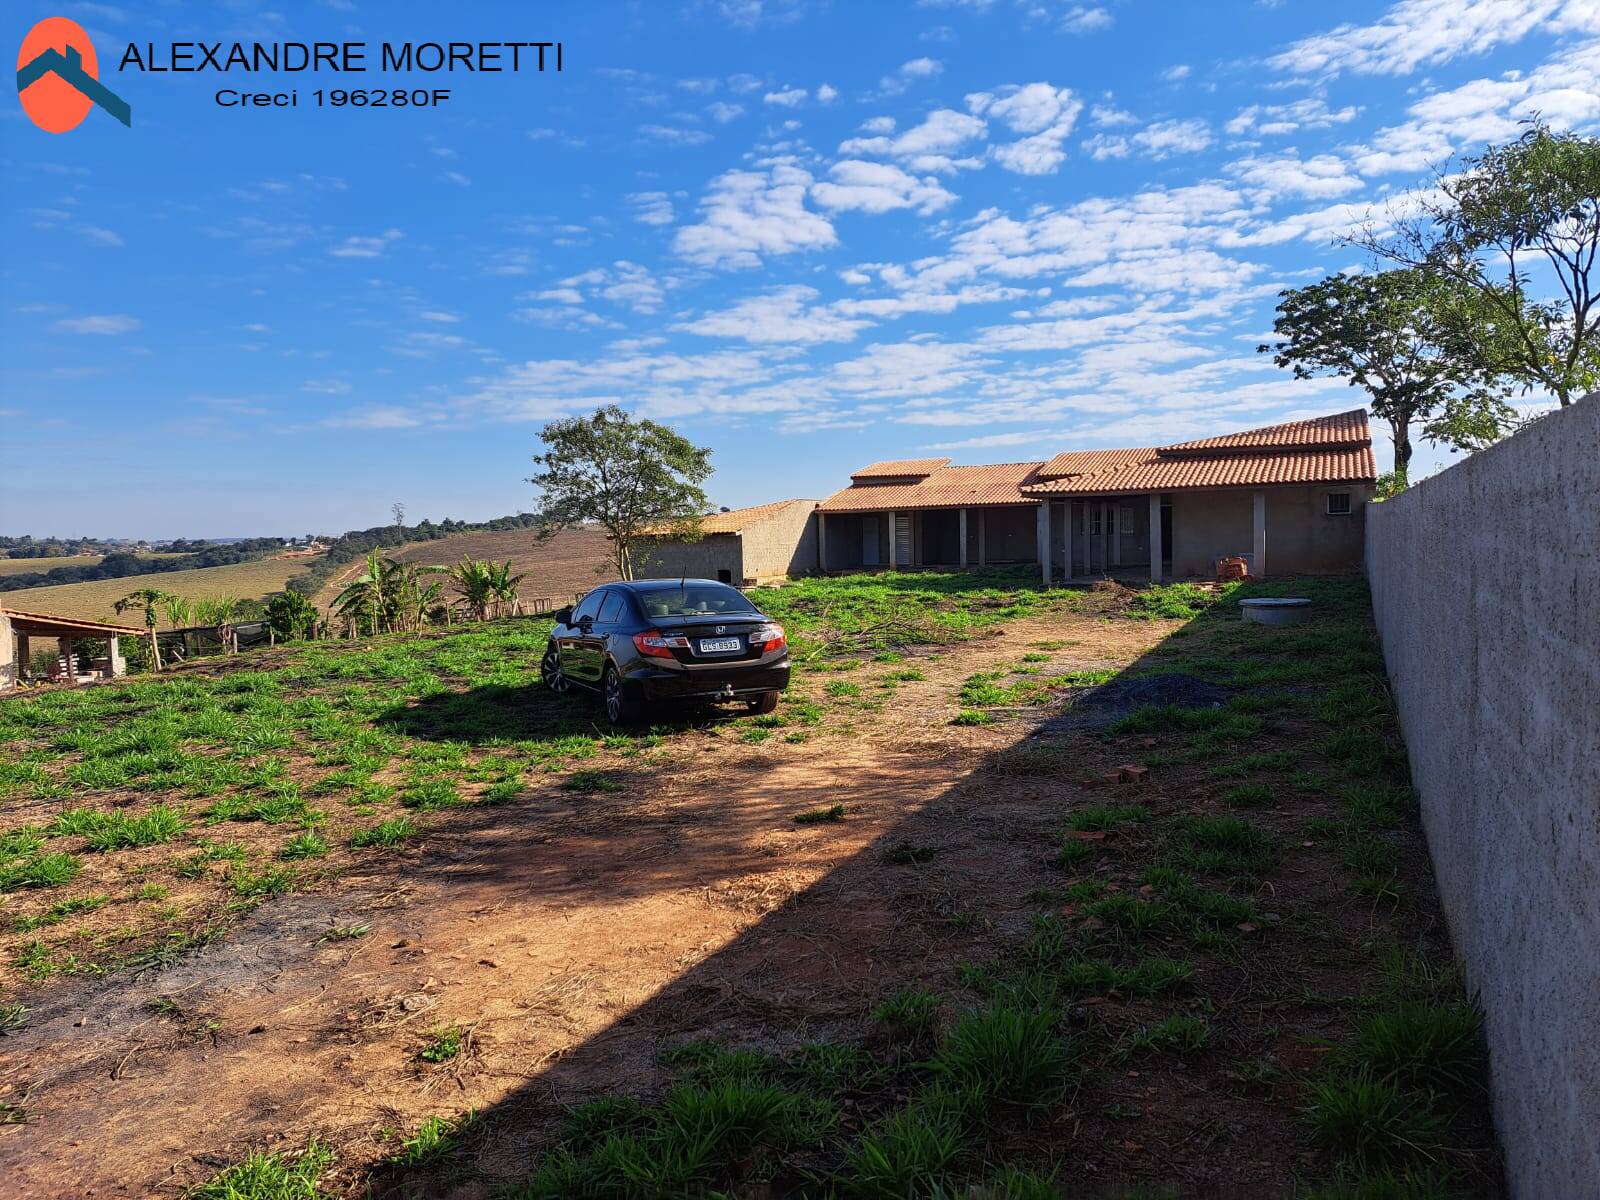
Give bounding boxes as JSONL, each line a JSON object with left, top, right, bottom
{"left": 1037, "top": 447, "right": 1156, "bottom": 479}
{"left": 849, "top": 457, "right": 952, "bottom": 480}
{"left": 819, "top": 462, "right": 1044, "bottom": 512}
{"left": 645, "top": 499, "right": 814, "bottom": 536}
{"left": 1023, "top": 446, "right": 1376, "bottom": 495}
{"left": 1160, "top": 409, "right": 1369, "bottom": 454}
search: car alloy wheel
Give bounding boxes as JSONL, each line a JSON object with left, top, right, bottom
{"left": 541, "top": 646, "right": 568, "bottom": 693}
{"left": 604, "top": 669, "right": 622, "bottom": 722}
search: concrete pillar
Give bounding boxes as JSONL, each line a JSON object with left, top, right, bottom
{"left": 817, "top": 513, "right": 827, "bottom": 573}
{"left": 886, "top": 510, "right": 897, "bottom": 569}
{"left": 1062, "top": 502, "right": 1073, "bottom": 581}
{"left": 58, "top": 637, "right": 76, "bottom": 686}
{"left": 1111, "top": 502, "right": 1122, "bottom": 567}
{"left": 959, "top": 509, "right": 968, "bottom": 568}
{"left": 0, "top": 615, "right": 13, "bottom": 691}
{"left": 1036, "top": 503, "right": 1050, "bottom": 585}
{"left": 15, "top": 633, "right": 28, "bottom": 687}
{"left": 1081, "top": 501, "right": 1092, "bottom": 573}
{"left": 1149, "top": 493, "right": 1163, "bottom": 583}
{"left": 1253, "top": 489, "right": 1267, "bottom": 578}
{"left": 107, "top": 635, "right": 126, "bottom": 678}
{"left": 978, "top": 510, "right": 987, "bottom": 566}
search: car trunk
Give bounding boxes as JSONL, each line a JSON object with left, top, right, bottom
{"left": 649, "top": 614, "right": 768, "bottom": 664}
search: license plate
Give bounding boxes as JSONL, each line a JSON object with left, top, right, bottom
{"left": 698, "top": 637, "right": 741, "bottom": 654}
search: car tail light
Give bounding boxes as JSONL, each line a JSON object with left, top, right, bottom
{"left": 749, "top": 623, "right": 786, "bottom": 653}
{"left": 634, "top": 630, "right": 690, "bottom": 659}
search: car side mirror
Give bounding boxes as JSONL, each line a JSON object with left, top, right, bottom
{"left": 553, "top": 605, "right": 573, "bottom": 625}
{"left": 578, "top": 615, "right": 594, "bottom": 632}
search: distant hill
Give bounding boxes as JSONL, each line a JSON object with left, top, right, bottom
{"left": 318, "top": 526, "right": 618, "bottom": 609}
{"left": 5, "top": 557, "right": 317, "bottom": 624}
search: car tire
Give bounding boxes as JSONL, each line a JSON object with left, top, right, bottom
{"left": 747, "top": 690, "right": 780, "bottom": 715}
{"left": 603, "top": 664, "right": 644, "bottom": 725}
{"left": 541, "top": 644, "right": 569, "bottom": 693}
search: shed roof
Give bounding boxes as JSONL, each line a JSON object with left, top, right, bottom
{"left": 644, "top": 498, "right": 816, "bottom": 536}
{"left": 1160, "top": 409, "right": 1370, "bottom": 455}
{"left": 849, "top": 457, "right": 951, "bottom": 481}
{"left": 0, "top": 607, "right": 145, "bottom": 638}
{"left": 818, "top": 462, "right": 1045, "bottom": 512}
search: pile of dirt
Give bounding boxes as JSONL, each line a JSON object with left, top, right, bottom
{"left": 1046, "top": 671, "right": 1235, "bottom": 729}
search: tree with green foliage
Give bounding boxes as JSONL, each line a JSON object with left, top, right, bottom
{"left": 528, "top": 405, "right": 712, "bottom": 580}
{"left": 1353, "top": 121, "right": 1600, "bottom": 408}
{"left": 265, "top": 591, "right": 319, "bottom": 640}
{"left": 1260, "top": 268, "right": 1514, "bottom": 474}
{"left": 113, "top": 587, "right": 173, "bottom": 672}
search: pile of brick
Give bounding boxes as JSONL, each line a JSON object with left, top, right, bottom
{"left": 1215, "top": 556, "right": 1251, "bottom": 582}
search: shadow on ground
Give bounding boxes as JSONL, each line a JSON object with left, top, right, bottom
{"left": 350, "top": 575, "right": 1489, "bottom": 1199}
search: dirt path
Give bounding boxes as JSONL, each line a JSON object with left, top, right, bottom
{"left": 1, "top": 609, "right": 1168, "bottom": 1198}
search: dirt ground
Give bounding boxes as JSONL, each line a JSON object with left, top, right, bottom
{"left": 0, "top": 599, "right": 1481, "bottom": 1198}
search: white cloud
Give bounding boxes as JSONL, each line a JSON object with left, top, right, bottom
{"left": 1269, "top": 0, "right": 1592, "bottom": 77}
{"left": 1162, "top": 64, "right": 1192, "bottom": 81}
{"left": 878, "top": 56, "right": 943, "bottom": 96}
{"left": 707, "top": 100, "right": 744, "bottom": 123}
{"left": 54, "top": 314, "right": 139, "bottom": 334}
{"left": 324, "top": 406, "right": 422, "bottom": 429}
{"left": 1090, "top": 103, "right": 1138, "bottom": 127}
{"left": 78, "top": 226, "right": 124, "bottom": 247}
{"left": 816, "top": 83, "right": 839, "bottom": 103}
{"left": 544, "top": 261, "right": 667, "bottom": 314}
{"left": 329, "top": 229, "right": 403, "bottom": 258}
{"left": 1228, "top": 150, "right": 1366, "bottom": 200}
{"left": 1082, "top": 133, "right": 1130, "bottom": 159}
{"left": 1059, "top": 5, "right": 1112, "bottom": 33}
{"left": 676, "top": 285, "right": 872, "bottom": 343}
{"left": 764, "top": 86, "right": 808, "bottom": 107}
{"left": 1346, "top": 39, "right": 1600, "bottom": 175}
{"left": 629, "top": 191, "right": 676, "bottom": 226}
{"left": 640, "top": 123, "right": 713, "bottom": 145}
{"left": 674, "top": 161, "right": 837, "bottom": 269}
{"left": 1132, "top": 118, "right": 1213, "bottom": 158}
{"left": 969, "top": 82, "right": 1084, "bottom": 174}
{"left": 1225, "top": 95, "right": 1361, "bottom": 137}
{"left": 811, "top": 160, "right": 958, "bottom": 214}
{"left": 861, "top": 115, "right": 896, "bottom": 134}
{"left": 841, "top": 108, "right": 988, "bottom": 173}
{"left": 419, "top": 310, "right": 461, "bottom": 323}
{"left": 303, "top": 378, "right": 354, "bottom": 394}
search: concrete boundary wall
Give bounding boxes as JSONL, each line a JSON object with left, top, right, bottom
{"left": 1364, "top": 395, "right": 1600, "bottom": 1198}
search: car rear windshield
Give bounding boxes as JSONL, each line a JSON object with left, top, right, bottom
{"left": 637, "top": 584, "right": 758, "bottom": 619}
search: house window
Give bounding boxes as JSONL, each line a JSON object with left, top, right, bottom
{"left": 1326, "top": 492, "right": 1352, "bottom": 516}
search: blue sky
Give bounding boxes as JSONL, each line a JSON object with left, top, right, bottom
{"left": 3, "top": 0, "right": 1593, "bottom": 539}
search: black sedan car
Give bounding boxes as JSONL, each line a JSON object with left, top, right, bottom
{"left": 541, "top": 579, "right": 790, "bottom": 724}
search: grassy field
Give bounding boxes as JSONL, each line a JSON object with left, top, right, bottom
{"left": 0, "top": 571, "right": 1497, "bottom": 1197}
{"left": 0, "top": 556, "right": 104, "bottom": 577}
{"left": 0, "top": 569, "right": 1071, "bottom": 998}
{"left": 3, "top": 557, "right": 314, "bottom": 623}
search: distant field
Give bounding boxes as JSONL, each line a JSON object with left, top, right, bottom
{"left": 320, "top": 526, "right": 617, "bottom": 609}
{"left": 0, "top": 555, "right": 103, "bottom": 576}
{"left": 4, "top": 557, "right": 314, "bottom": 623}
{"left": 0, "top": 552, "right": 187, "bottom": 578}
